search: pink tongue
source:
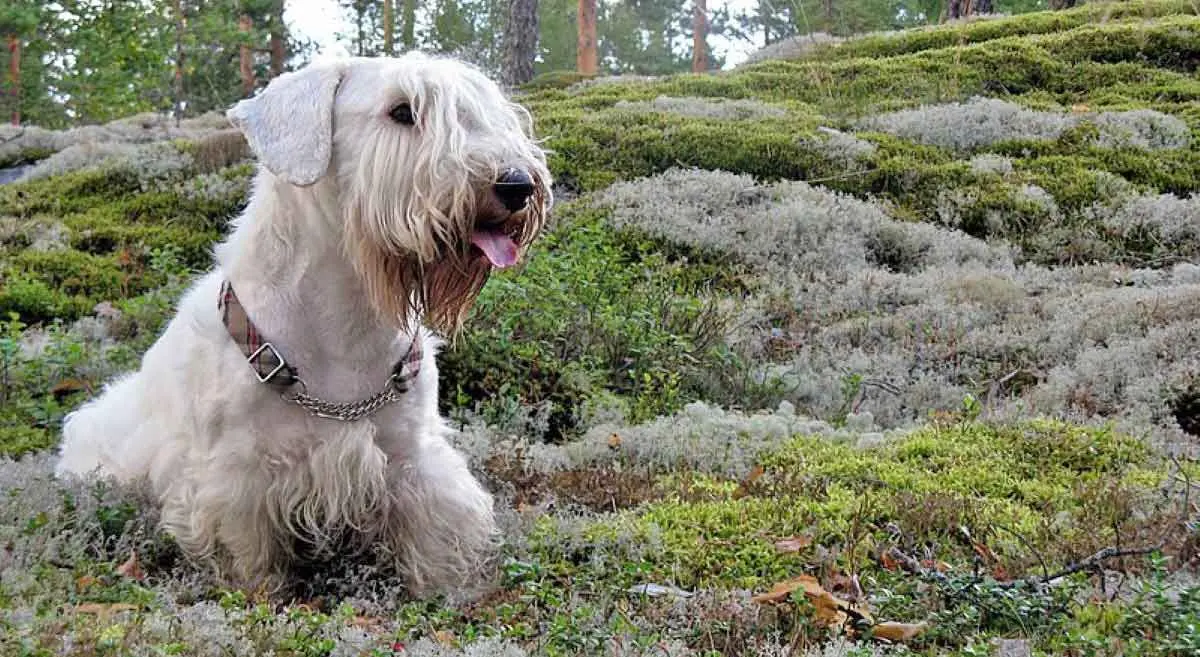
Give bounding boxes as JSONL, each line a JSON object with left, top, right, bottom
{"left": 470, "top": 229, "right": 519, "bottom": 268}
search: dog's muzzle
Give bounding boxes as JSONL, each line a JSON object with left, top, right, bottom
{"left": 469, "top": 167, "right": 539, "bottom": 269}
{"left": 493, "top": 167, "right": 535, "bottom": 212}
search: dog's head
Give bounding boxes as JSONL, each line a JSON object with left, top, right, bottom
{"left": 226, "top": 52, "right": 552, "bottom": 335}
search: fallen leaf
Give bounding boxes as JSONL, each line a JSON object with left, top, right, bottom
{"left": 73, "top": 602, "right": 137, "bottom": 621}
{"left": 774, "top": 535, "right": 814, "bottom": 553}
{"left": 971, "top": 539, "right": 1000, "bottom": 564}
{"left": 75, "top": 575, "right": 101, "bottom": 591}
{"left": 751, "top": 574, "right": 825, "bottom": 605}
{"left": 880, "top": 550, "right": 900, "bottom": 571}
{"left": 992, "top": 563, "right": 1010, "bottom": 581}
{"left": 921, "top": 559, "right": 951, "bottom": 573}
{"left": 607, "top": 433, "right": 622, "bottom": 449}
{"left": 734, "top": 465, "right": 765, "bottom": 498}
{"left": 751, "top": 574, "right": 870, "bottom": 629}
{"left": 433, "top": 630, "right": 456, "bottom": 646}
{"left": 351, "top": 615, "right": 386, "bottom": 629}
{"left": 116, "top": 550, "right": 145, "bottom": 581}
{"left": 871, "top": 621, "right": 929, "bottom": 642}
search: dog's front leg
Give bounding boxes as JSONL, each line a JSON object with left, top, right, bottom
{"left": 380, "top": 432, "right": 499, "bottom": 595}
{"left": 158, "top": 460, "right": 289, "bottom": 593}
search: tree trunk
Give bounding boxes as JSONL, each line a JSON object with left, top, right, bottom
{"left": 945, "top": 0, "right": 969, "bottom": 20}
{"left": 402, "top": 0, "right": 416, "bottom": 49}
{"left": 692, "top": 0, "right": 707, "bottom": 73}
{"left": 502, "top": 0, "right": 538, "bottom": 86}
{"left": 1049, "top": 0, "right": 1078, "bottom": 8}
{"left": 173, "top": 0, "right": 185, "bottom": 125}
{"left": 822, "top": 0, "right": 833, "bottom": 30}
{"left": 383, "top": 0, "right": 395, "bottom": 55}
{"left": 270, "top": 0, "right": 285, "bottom": 76}
{"left": 5, "top": 35, "right": 19, "bottom": 126}
{"left": 576, "top": 0, "right": 597, "bottom": 75}
{"left": 975, "top": 0, "right": 992, "bottom": 13}
{"left": 239, "top": 14, "right": 255, "bottom": 97}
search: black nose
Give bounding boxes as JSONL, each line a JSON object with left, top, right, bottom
{"left": 493, "top": 168, "right": 535, "bottom": 212}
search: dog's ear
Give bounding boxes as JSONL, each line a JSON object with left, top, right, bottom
{"left": 226, "top": 61, "right": 346, "bottom": 187}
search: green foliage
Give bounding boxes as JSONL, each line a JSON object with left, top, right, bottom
{"left": 528, "top": 419, "right": 1164, "bottom": 590}
{"left": 441, "top": 202, "right": 743, "bottom": 438}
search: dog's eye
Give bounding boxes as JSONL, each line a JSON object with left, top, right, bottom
{"left": 389, "top": 103, "right": 415, "bottom": 126}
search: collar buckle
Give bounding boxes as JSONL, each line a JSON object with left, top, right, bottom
{"left": 247, "top": 342, "right": 290, "bottom": 385}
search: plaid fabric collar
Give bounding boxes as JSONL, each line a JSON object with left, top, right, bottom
{"left": 218, "top": 279, "right": 423, "bottom": 394}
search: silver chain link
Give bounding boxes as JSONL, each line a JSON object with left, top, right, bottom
{"left": 281, "top": 376, "right": 409, "bottom": 422}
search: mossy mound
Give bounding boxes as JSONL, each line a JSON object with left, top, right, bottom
{"left": 781, "top": 0, "right": 1200, "bottom": 63}
{"left": 526, "top": 418, "right": 1172, "bottom": 591}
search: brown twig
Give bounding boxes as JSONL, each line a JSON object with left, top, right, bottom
{"left": 997, "top": 544, "right": 1163, "bottom": 589}
{"left": 991, "top": 523, "right": 1049, "bottom": 583}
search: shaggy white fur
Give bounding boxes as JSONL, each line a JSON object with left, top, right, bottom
{"left": 53, "top": 52, "right": 553, "bottom": 596}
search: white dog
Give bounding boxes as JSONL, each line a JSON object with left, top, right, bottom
{"left": 54, "top": 52, "right": 552, "bottom": 596}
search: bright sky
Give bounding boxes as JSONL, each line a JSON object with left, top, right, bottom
{"left": 283, "top": 0, "right": 762, "bottom": 69}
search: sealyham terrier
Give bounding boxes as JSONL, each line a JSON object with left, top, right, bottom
{"left": 54, "top": 52, "right": 552, "bottom": 596}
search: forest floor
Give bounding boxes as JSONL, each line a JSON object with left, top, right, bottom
{"left": 2, "top": 1, "right": 1200, "bottom": 654}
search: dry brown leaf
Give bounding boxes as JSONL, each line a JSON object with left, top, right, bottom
{"left": 751, "top": 574, "right": 870, "bottom": 629}
{"left": 351, "top": 615, "right": 386, "bottom": 629}
{"left": 116, "top": 550, "right": 145, "bottom": 581}
{"left": 751, "top": 574, "right": 826, "bottom": 605}
{"left": 773, "top": 535, "right": 814, "bottom": 553}
{"left": 433, "top": 630, "right": 456, "bottom": 646}
{"left": 871, "top": 621, "right": 929, "bottom": 642}
{"left": 734, "top": 465, "right": 765, "bottom": 498}
{"left": 879, "top": 550, "right": 900, "bottom": 571}
{"left": 73, "top": 603, "right": 137, "bottom": 620}
{"left": 992, "top": 563, "right": 1010, "bottom": 581}
{"left": 75, "top": 575, "right": 101, "bottom": 591}
{"left": 607, "top": 433, "right": 622, "bottom": 449}
{"left": 921, "top": 559, "right": 951, "bottom": 573}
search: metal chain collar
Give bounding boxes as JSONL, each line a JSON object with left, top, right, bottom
{"left": 218, "top": 279, "right": 423, "bottom": 423}
{"left": 281, "top": 374, "right": 414, "bottom": 422}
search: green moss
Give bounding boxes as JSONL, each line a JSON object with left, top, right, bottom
{"left": 790, "top": 0, "right": 1200, "bottom": 63}
{"left": 0, "top": 167, "right": 147, "bottom": 217}
{"left": 528, "top": 420, "right": 1168, "bottom": 591}
{"left": 0, "top": 245, "right": 187, "bottom": 325}
{"left": 0, "top": 270, "right": 95, "bottom": 324}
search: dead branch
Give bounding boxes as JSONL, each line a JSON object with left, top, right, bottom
{"left": 997, "top": 544, "right": 1163, "bottom": 589}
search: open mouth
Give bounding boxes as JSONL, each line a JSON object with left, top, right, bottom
{"left": 469, "top": 217, "right": 519, "bottom": 269}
